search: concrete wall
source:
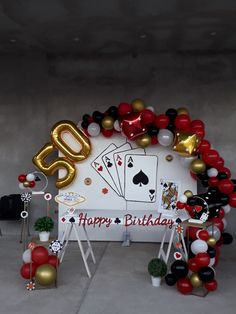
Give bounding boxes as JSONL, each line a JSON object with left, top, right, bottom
{"left": 0, "top": 52, "right": 236, "bottom": 237}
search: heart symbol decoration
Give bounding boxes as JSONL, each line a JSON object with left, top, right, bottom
{"left": 195, "top": 205, "right": 203, "bottom": 213}
{"left": 120, "top": 112, "right": 147, "bottom": 140}
{"left": 174, "top": 252, "right": 182, "bottom": 260}
{"left": 98, "top": 165, "right": 103, "bottom": 172}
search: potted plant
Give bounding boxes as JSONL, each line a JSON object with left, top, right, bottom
{"left": 34, "top": 216, "right": 54, "bottom": 242}
{"left": 148, "top": 258, "right": 167, "bottom": 287}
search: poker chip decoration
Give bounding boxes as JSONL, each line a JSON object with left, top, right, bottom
{"left": 44, "top": 193, "right": 52, "bottom": 201}
{"left": 49, "top": 240, "right": 63, "bottom": 254}
{"left": 21, "top": 192, "right": 32, "bottom": 203}
{"left": 175, "top": 224, "right": 184, "bottom": 234}
{"left": 26, "top": 281, "right": 35, "bottom": 291}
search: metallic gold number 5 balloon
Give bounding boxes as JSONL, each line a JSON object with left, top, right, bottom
{"left": 32, "top": 120, "right": 91, "bottom": 189}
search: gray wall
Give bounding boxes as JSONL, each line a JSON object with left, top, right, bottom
{"left": 0, "top": 52, "right": 236, "bottom": 236}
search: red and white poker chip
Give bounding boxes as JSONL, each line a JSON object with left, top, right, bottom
{"left": 44, "top": 193, "right": 52, "bottom": 201}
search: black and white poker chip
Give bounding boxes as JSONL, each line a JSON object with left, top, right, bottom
{"left": 21, "top": 192, "right": 32, "bottom": 203}
{"left": 49, "top": 240, "right": 63, "bottom": 253}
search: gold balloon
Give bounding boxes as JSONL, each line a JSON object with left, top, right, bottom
{"left": 190, "top": 159, "right": 206, "bottom": 174}
{"left": 32, "top": 143, "right": 76, "bottom": 189}
{"left": 177, "top": 107, "right": 189, "bottom": 115}
{"left": 207, "top": 236, "right": 217, "bottom": 247}
{"left": 101, "top": 116, "right": 114, "bottom": 130}
{"left": 131, "top": 98, "right": 145, "bottom": 112}
{"left": 172, "top": 132, "right": 200, "bottom": 157}
{"left": 190, "top": 273, "right": 202, "bottom": 288}
{"left": 23, "top": 181, "right": 30, "bottom": 187}
{"left": 35, "top": 264, "right": 56, "bottom": 286}
{"left": 51, "top": 120, "right": 91, "bottom": 162}
{"left": 184, "top": 190, "right": 193, "bottom": 198}
{"left": 136, "top": 134, "right": 151, "bottom": 148}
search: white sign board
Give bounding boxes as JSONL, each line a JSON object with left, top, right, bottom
{"left": 58, "top": 134, "right": 197, "bottom": 242}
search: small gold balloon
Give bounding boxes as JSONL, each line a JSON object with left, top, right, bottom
{"left": 136, "top": 134, "right": 151, "bottom": 148}
{"left": 184, "top": 190, "right": 193, "bottom": 198}
{"left": 131, "top": 98, "right": 145, "bottom": 112}
{"left": 190, "top": 159, "right": 206, "bottom": 174}
{"left": 101, "top": 116, "right": 114, "bottom": 130}
{"left": 35, "top": 264, "right": 57, "bottom": 286}
{"left": 177, "top": 107, "right": 189, "bottom": 115}
{"left": 165, "top": 154, "right": 173, "bottom": 162}
{"left": 23, "top": 181, "right": 30, "bottom": 187}
{"left": 207, "top": 236, "right": 217, "bottom": 247}
{"left": 190, "top": 273, "right": 202, "bottom": 288}
{"left": 172, "top": 132, "right": 200, "bottom": 157}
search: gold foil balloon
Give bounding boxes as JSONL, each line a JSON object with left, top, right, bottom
{"left": 131, "top": 98, "right": 145, "bottom": 112}
{"left": 184, "top": 190, "right": 193, "bottom": 198}
{"left": 35, "top": 264, "right": 56, "bottom": 286}
{"left": 207, "top": 236, "right": 217, "bottom": 247}
{"left": 136, "top": 134, "right": 151, "bottom": 148}
{"left": 51, "top": 120, "right": 91, "bottom": 162}
{"left": 190, "top": 159, "right": 206, "bottom": 174}
{"left": 172, "top": 132, "right": 200, "bottom": 157}
{"left": 190, "top": 273, "right": 202, "bottom": 288}
{"left": 101, "top": 116, "right": 114, "bottom": 130}
{"left": 177, "top": 107, "right": 189, "bottom": 115}
{"left": 33, "top": 143, "right": 76, "bottom": 189}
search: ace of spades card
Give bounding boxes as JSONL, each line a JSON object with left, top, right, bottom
{"left": 124, "top": 154, "right": 158, "bottom": 202}
{"left": 159, "top": 179, "right": 180, "bottom": 212}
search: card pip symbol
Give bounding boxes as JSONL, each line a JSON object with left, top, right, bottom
{"left": 132, "top": 170, "right": 149, "bottom": 187}
{"left": 102, "top": 188, "right": 108, "bottom": 194}
{"left": 114, "top": 218, "right": 121, "bottom": 224}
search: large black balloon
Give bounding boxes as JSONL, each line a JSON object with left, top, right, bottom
{"left": 82, "top": 114, "right": 90, "bottom": 122}
{"left": 81, "top": 120, "right": 89, "bottom": 129}
{"left": 171, "top": 260, "right": 189, "bottom": 279}
{"left": 207, "top": 246, "right": 216, "bottom": 258}
{"left": 165, "top": 108, "right": 177, "bottom": 122}
{"left": 107, "top": 106, "right": 118, "bottom": 119}
{"left": 217, "top": 172, "right": 228, "bottom": 180}
{"left": 165, "top": 273, "right": 177, "bottom": 286}
{"left": 218, "top": 193, "right": 229, "bottom": 206}
{"left": 92, "top": 111, "right": 104, "bottom": 125}
{"left": 198, "top": 267, "right": 215, "bottom": 282}
{"left": 166, "top": 123, "right": 175, "bottom": 134}
{"left": 222, "top": 232, "right": 233, "bottom": 245}
{"left": 147, "top": 125, "right": 159, "bottom": 136}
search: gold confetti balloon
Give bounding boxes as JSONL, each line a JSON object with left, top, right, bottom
{"left": 190, "top": 159, "right": 206, "bottom": 174}
{"left": 35, "top": 264, "right": 57, "bottom": 286}
{"left": 190, "top": 273, "right": 203, "bottom": 288}
{"left": 172, "top": 132, "right": 200, "bottom": 157}
{"left": 131, "top": 98, "right": 145, "bottom": 112}
{"left": 101, "top": 116, "right": 114, "bottom": 130}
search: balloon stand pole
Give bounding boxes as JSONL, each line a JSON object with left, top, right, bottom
{"left": 46, "top": 200, "right": 50, "bottom": 217}
{"left": 20, "top": 201, "right": 30, "bottom": 251}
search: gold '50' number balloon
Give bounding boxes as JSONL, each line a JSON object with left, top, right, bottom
{"left": 33, "top": 120, "right": 91, "bottom": 189}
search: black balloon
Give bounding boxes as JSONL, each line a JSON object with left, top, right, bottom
{"left": 82, "top": 114, "right": 90, "bottom": 122}
{"left": 207, "top": 246, "right": 216, "bottom": 258}
{"left": 187, "top": 197, "right": 198, "bottom": 206}
{"left": 165, "top": 108, "right": 177, "bottom": 122}
{"left": 201, "top": 179, "right": 209, "bottom": 188}
{"left": 217, "top": 172, "right": 228, "bottom": 180}
{"left": 147, "top": 125, "right": 159, "bottom": 136}
{"left": 198, "top": 267, "right": 215, "bottom": 282}
{"left": 197, "top": 172, "right": 209, "bottom": 181}
{"left": 165, "top": 273, "right": 177, "bottom": 286}
{"left": 207, "top": 187, "right": 219, "bottom": 195}
{"left": 81, "top": 120, "right": 89, "bottom": 129}
{"left": 218, "top": 193, "right": 229, "bottom": 206}
{"left": 171, "top": 260, "right": 189, "bottom": 279}
{"left": 92, "top": 111, "right": 104, "bottom": 125}
{"left": 166, "top": 123, "right": 175, "bottom": 134}
{"left": 222, "top": 232, "right": 233, "bottom": 245}
{"left": 107, "top": 106, "right": 118, "bottom": 119}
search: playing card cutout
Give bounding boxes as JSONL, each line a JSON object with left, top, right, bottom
{"left": 159, "top": 179, "right": 180, "bottom": 212}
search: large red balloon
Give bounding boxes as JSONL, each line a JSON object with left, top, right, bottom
{"left": 18, "top": 174, "right": 26, "bottom": 183}
{"left": 202, "top": 150, "right": 219, "bottom": 166}
{"left": 204, "top": 279, "right": 218, "bottom": 292}
{"left": 102, "top": 129, "right": 113, "bottom": 138}
{"left": 198, "top": 140, "right": 211, "bottom": 154}
{"left": 20, "top": 263, "right": 37, "bottom": 279}
{"left": 197, "top": 229, "right": 209, "bottom": 241}
{"left": 141, "top": 109, "right": 155, "bottom": 124}
{"left": 32, "top": 246, "right": 49, "bottom": 265}
{"left": 154, "top": 114, "right": 169, "bottom": 129}
{"left": 194, "top": 128, "right": 205, "bottom": 139}
{"left": 187, "top": 226, "right": 201, "bottom": 240}
{"left": 191, "top": 119, "right": 205, "bottom": 130}
{"left": 188, "top": 258, "right": 200, "bottom": 272}
{"left": 213, "top": 157, "right": 224, "bottom": 170}
{"left": 218, "top": 179, "right": 234, "bottom": 194}
{"left": 210, "top": 217, "right": 224, "bottom": 232}
{"left": 118, "top": 102, "right": 132, "bottom": 116}
{"left": 48, "top": 255, "right": 60, "bottom": 269}
{"left": 195, "top": 253, "right": 210, "bottom": 268}
{"left": 177, "top": 278, "right": 193, "bottom": 294}
{"left": 174, "top": 114, "right": 191, "bottom": 131}
{"left": 218, "top": 208, "right": 225, "bottom": 219}
{"left": 208, "top": 177, "right": 219, "bottom": 187}
{"left": 220, "top": 167, "right": 231, "bottom": 178}
{"left": 229, "top": 192, "right": 236, "bottom": 208}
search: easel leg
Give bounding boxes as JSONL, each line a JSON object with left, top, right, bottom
{"left": 82, "top": 225, "right": 96, "bottom": 264}
{"left": 60, "top": 224, "right": 73, "bottom": 263}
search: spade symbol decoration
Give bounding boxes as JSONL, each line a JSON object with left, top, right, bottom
{"left": 133, "top": 170, "right": 149, "bottom": 187}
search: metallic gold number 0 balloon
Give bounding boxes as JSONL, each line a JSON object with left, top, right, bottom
{"left": 32, "top": 120, "right": 91, "bottom": 189}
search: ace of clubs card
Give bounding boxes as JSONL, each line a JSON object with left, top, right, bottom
{"left": 124, "top": 154, "right": 158, "bottom": 202}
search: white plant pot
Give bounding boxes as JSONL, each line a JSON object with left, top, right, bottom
{"left": 151, "top": 276, "right": 161, "bottom": 287}
{"left": 39, "top": 231, "right": 50, "bottom": 242}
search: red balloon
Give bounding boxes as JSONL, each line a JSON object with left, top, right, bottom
{"left": 154, "top": 114, "right": 169, "bottom": 129}
{"left": 216, "top": 235, "right": 223, "bottom": 247}
{"left": 177, "top": 278, "right": 193, "bottom": 294}
{"left": 198, "top": 140, "right": 211, "bottom": 154}
{"left": 191, "top": 119, "right": 205, "bottom": 130}
{"left": 208, "top": 177, "right": 219, "bottom": 187}
{"left": 214, "top": 157, "right": 224, "bottom": 170}
{"left": 176, "top": 201, "right": 185, "bottom": 209}
{"left": 18, "top": 174, "right": 26, "bottom": 183}
{"left": 48, "top": 255, "right": 60, "bottom": 268}
{"left": 20, "top": 263, "right": 37, "bottom": 279}
{"left": 193, "top": 128, "right": 205, "bottom": 139}
{"left": 101, "top": 129, "right": 114, "bottom": 138}
{"left": 218, "top": 179, "right": 234, "bottom": 194}
{"left": 220, "top": 167, "right": 231, "bottom": 178}
{"left": 188, "top": 258, "right": 200, "bottom": 272}
{"left": 213, "top": 246, "right": 220, "bottom": 267}
{"left": 185, "top": 205, "right": 195, "bottom": 218}
{"left": 32, "top": 246, "right": 49, "bottom": 265}
{"left": 151, "top": 135, "right": 158, "bottom": 145}
{"left": 29, "top": 181, "right": 36, "bottom": 188}
{"left": 190, "top": 171, "right": 197, "bottom": 180}
{"left": 202, "top": 150, "right": 219, "bottom": 166}
{"left": 210, "top": 217, "right": 224, "bottom": 232}
{"left": 118, "top": 102, "right": 132, "bottom": 116}
{"left": 197, "top": 229, "right": 209, "bottom": 241}
{"left": 229, "top": 192, "right": 236, "bottom": 208}
{"left": 218, "top": 208, "right": 225, "bottom": 219}
{"left": 204, "top": 279, "right": 218, "bottom": 292}
{"left": 195, "top": 252, "right": 210, "bottom": 267}
{"left": 141, "top": 109, "right": 155, "bottom": 124}
{"left": 174, "top": 114, "right": 191, "bottom": 131}
{"left": 187, "top": 226, "right": 201, "bottom": 240}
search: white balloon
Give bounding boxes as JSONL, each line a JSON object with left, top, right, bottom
{"left": 206, "top": 225, "right": 221, "bottom": 241}
{"left": 26, "top": 173, "right": 35, "bottom": 182}
{"left": 77, "top": 120, "right": 83, "bottom": 128}
{"left": 208, "top": 257, "right": 215, "bottom": 267}
{"left": 207, "top": 168, "right": 218, "bottom": 177}
{"left": 222, "top": 217, "right": 227, "bottom": 230}
{"left": 180, "top": 156, "right": 197, "bottom": 168}
{"left": 114, "top": 120, "right": 121, "bottom": 132}
{"left": 19, "top": 183, "right": 25, "bottom": 190}
{"left": 22, "top": 249, "right": 31, "bottom": 263}
{"left": 223, "top": 204, "right": 231, "bottom": 214}
{"left": 179, "top": 194, "right": 187, "bottom": 203}
{"left": 146, "top": 106, "right": 155, "bottom": 112}
{"left": 191, "top": 239, "right": 208, "bottom": 255}
{"left": 87, "top": 122, "right": 100, "bottom": 137}
{"left": 157, "top": 129, "right": 174, "bottom": 147}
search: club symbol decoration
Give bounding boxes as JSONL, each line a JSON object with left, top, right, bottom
{"left": 133, "top": 170, "right": 149, "bottom": 187}
{"left": 114, "top": 218, "right": 121, "bottom": 224}
{"left": 107, "top": 161, "right": 113, "bottom": 168}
